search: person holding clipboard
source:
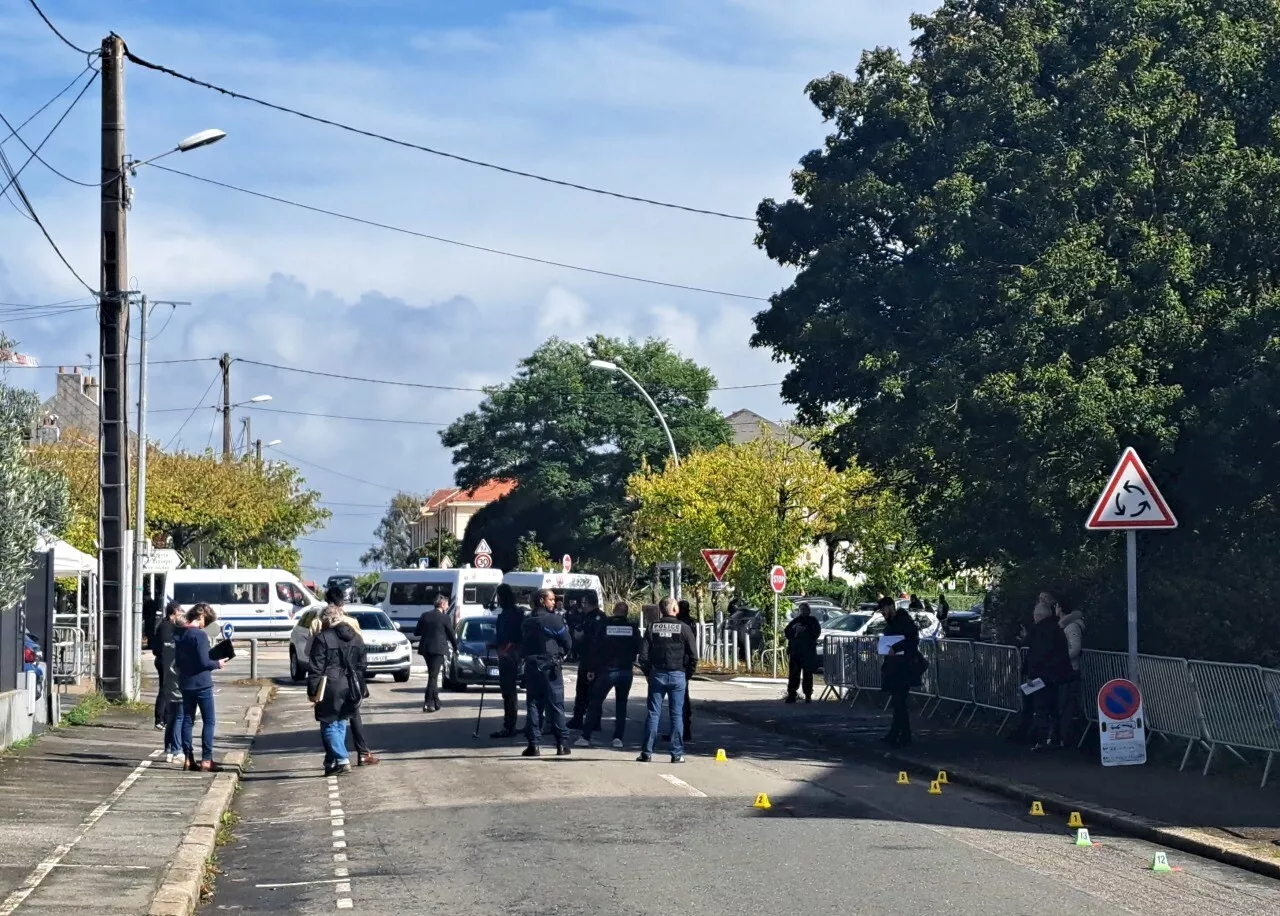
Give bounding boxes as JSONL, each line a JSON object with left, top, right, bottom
{"left": 308, "top": 606, "right": 368, "bottom": 775}
{"left": 878, "top": 596, "right": 922, "bottom": 749}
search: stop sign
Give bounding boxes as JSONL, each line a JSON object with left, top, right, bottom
{"left": 769, "top": 565, "right": 787, "bottom": 594}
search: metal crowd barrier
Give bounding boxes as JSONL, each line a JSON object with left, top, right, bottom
{"left": 818, "top": 633, "right": 1280, "bottom": 787}
{"left": 50, "top": 626, "right": 87, "bottom": 684}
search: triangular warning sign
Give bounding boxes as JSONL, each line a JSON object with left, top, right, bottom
{"left": 700, "top": 548, "right": 736, "bottom": 582}
{"left": 475, "top": 539, "right": 492, "bottom": 555}
{"left": 1086, "top": 448, "right": 1177, "bottom": 531}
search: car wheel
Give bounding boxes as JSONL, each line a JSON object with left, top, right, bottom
{"left": 289, "top": 647, "right": 306, "bottom": 682}
{"left": 393, "top": 668, "right": 410, "bottom": 683}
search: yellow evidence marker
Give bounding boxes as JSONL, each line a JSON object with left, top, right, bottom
{"left": 928, "top": 780, "right": 943, "bottom": 795}
{"left": 715, "top": 749, "right": 728, "bottom": 763}
{"left": 1068, "top": 811, "right": 1084, "bottom": 829}
{"left": 936, "top": 770, "right": 949, "bottom": 784}
{"left": 897, "top": 771, "right": 910, "bottom": 785}
{"left": 753, "top": 793, "right": 772, "bottom": 810}
{"left": 1029, "top": 801, "right": 1046, "bottom": 816}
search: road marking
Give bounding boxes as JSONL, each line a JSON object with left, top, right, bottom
{"left": 255, "top": 878, "right": 352, "bottom": 889}
{"left": 333, "top": 853, "right": 348, "bottom": 863}
{"left": 334, "top": 867, "right": 349, "bottom": 878}
{"left": 149, "top": 749, "right": 163, "bottom": 758}
{"left": 660, "top": 774, "right": 708, "bottom": 798}
{"left": 331, "top": 818, "right": 344, "bottom": 827}
{"left": 332, "top": 829, "right": 345, "bottom": 838}
{"left": 0, "top": 759, "right": 152, "bottom": 916}
{"left": 330, "top": 808, "right": 344, "bottom": 817}
{"left": 336, "top": 881, "right": 351, "bottom": 893}
{"left": 337, "top": 899, "right": 353, "bottom": 910}
{"left": 333, "top": 840, "right": 347, "bottom": 849}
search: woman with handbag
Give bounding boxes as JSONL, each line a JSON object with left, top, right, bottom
{"left": 308, "top": 606, "right": 368, "bottom": 775}
{"left": 879, "top": 596, "right": 923, "bottom": 749}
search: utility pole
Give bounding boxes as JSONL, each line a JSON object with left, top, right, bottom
{"left": 242, "top": 415, "right": 251, "bottom": 458}
{"left": 99, "top": 34, "right": 132, "bottom": 699}
{"left": 130, "top": 295, "right": 148, "bottom": 682}
{"left": 254, "top": 438, "right": 263, "bottom": 464}
{"left": 220, "top": 352, "right": 231, "bottom": 460}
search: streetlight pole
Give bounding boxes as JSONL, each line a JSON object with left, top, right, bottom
{"left": 589, "top": 359, "right": 682, "bottom": 599}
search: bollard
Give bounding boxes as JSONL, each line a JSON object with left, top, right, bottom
{"left": 731, "top": 630, "right": 739, "bottom": 672}
{"left": 249, "top": 638, "right": 259, "bottom": 681}
{"left": 744, "top": 633, "right": 752, "bottom": 672}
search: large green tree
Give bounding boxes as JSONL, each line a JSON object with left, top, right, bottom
{"left": 753, "top": 0, "right": 1280, "bottom": 662}
{"left": 360, "top": 492, "right": 425, "bottom": 570}
{"left": 443, "top": 336, "right": 731, "bottom": 565}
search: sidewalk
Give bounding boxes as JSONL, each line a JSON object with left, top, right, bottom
{"left": 696, "top": 683, "right": 1280, "bottom": 877}
{"left": 0, "top": 665, "right": 272, "bottom": 916}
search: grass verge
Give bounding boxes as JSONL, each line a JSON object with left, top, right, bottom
{"left": 201, "top": 810, "right": 241, "bottom": 901}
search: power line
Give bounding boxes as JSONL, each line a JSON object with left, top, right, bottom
{"left": 0, "top": 68, "right": 98, "bottom": 200}
{"left": 3, "top": 356, "right": 216, "bottom": 370}
{"left": 0, "top": 107, "right": 100, "bottom": 187}
{"left": 152, "top": 165, "right": 768, "bottom": 301}
{"left": 122, "top": 47, "right": 753, "bottom": 222}
{"left": 26, "top": 0, "right": 94, "bottom": 56}
{"left": 236, "top": 358, "right": 486, "bottom": 393}
{"left": 0, "top": 304, "right": 96, "bottom": 324}
{"left": 1, "top": 65, "right": 96, "bottom": 147}
{"left": 244, "top": 405, "right": 450, "bottom": 426}
{"left": 299, "top": 536, "right": 373, "bottom": 546}
{"left": 165, "top": 368, "right": 222, "bottom": 451}
{"left": 320, "top": 501, "right": 392, "bottom": 508}
{"left": 273, "top": 447, "right": 405, "bottom": 493}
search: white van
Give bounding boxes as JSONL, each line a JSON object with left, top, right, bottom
{"left": 364, "top": 567, "right": 503, "bottom": 635}
{"left": 164, "top": 568, "right": 321, "bottom": 639}
{"left": 501, "top": 570, "right": 605, "bottom": 613}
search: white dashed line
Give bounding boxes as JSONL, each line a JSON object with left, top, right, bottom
{"left": 660, "top": 774, "right": 708, "bottom": 798}
{"left": 333, "top": 852, "right": 348, "bottom": 863}
{"left": 334, "top": 867, "right": 349, "bottom": 878}
{"left": 328, "top": 774, "right": 352, "bottom": 911}
{"left": 337, "top": 899, "right": 353, "bottom": 910}
{"left": 333, "top": 840, "right": 347, "bottom": 849}
{"left": 329, "top": 808, "right": 344, "bottom": 817}
{"left": 332, "top": 829, "right": 345, "bottom": 838}
{"left": 336, "top": 881, "right": 351, "bottom": 893}
{"left": 0, "top": 760, "right": 153, "bottom": 916}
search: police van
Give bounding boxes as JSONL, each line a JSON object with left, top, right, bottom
{"left": 363, "top": 567, "right": 503, "bottom": 635}
{"left": 501, "top": 570, "right": 605, "bottom": 614}
{"left": 163, "top": 568, "right": 321, "bottom": 639}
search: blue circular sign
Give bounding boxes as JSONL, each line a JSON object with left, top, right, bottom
{"left": 221, "top": 622, "right": 234, "bottom": 641}
{"left": 1098, "top": 678, "right": 1141, "bottom": 720}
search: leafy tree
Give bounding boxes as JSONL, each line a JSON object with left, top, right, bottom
{"left": 407, "top": 532, "right": 459, "bottom": 569}
{"left": 752, "top": 0, "right": 1280, "bottom": 661}
{"left": 515, "top": 532, "right": 554, "bottom": 571}
{"left": 626, "top": 434, "right": 851, "bottom": 608}
{"left": 360, "top": 492, "right": 425, "bottom": 570}
{"left": 443, "top": 336, "right": 731, "bottom": 565}
{"left": 0, "top": 356, "right": 70, "bottom": 608}
{"left": 31, "top": 443, "right": 328, "bottom": 575}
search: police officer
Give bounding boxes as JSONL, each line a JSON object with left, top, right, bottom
{"left": 489, "top": 583, "right": 525, "bottom": 739}
{"left": 576, "top": 601, "right": 640, "bottom": 748}
{"left": 567, "top": 593, "right": 606, "bottom": 730}
{"left": 670, "top": 600, "right": 696, "bottom": 743}
{"left": 520, "top": 589, "right": 572, "bottom": 757}
{"left": 637, "top": 597, "right": 697, "bottom": 764}
{"left": 783, "top": 602, "right": 822, "bottom": 703}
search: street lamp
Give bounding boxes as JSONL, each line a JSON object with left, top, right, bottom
{"left": 255, "top": 438, "right": 282, "bottom": 464}
{"left": 589, "top": 358, "right": 683, "bottom": 600}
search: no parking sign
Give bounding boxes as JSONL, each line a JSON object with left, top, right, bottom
{"left": 1097, "top": 678, "right": 1147, "bottom": 767}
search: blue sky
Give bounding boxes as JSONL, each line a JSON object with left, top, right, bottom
{"left": 0, "top": 0, "right": 918, "bottom": 579}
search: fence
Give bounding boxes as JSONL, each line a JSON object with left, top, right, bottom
{"left": 50, "top": 626, "right": 88, "bottom": 684}
{"left": 822, "top": 634, "right": 1280, "bottom": 788}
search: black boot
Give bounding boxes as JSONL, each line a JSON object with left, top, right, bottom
{"left": 556, "top": 743, "right": 572, "bottom": 757}
{"left": 490, "top": 727, "right": 516, "bottom": 739}
{"left": 521, "top": 744, "right": 541, "bottom": 757}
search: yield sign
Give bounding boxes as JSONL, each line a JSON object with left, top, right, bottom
{"left": 700, "top": 549, "right": 736, "bottom": 582}
{"left": 1086, "top": 448, "right": 1177, "bottom": 530}
{"left": 474, "top": 539, "right": 492, "bottom": 555}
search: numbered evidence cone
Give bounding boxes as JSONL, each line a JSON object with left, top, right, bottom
{"left": 1150, "top": 852, "right": 1174, "bottom": 873}
{"left": 936, "top": 770, "right": 949, "bottom": 785}
{"left": 715, "top": 749, "right": 728, "bottom": 763}
{"left": 1029, "top": 801, "right": 1046, "bottom": 816}
{"left": 897, "top": 771, "right": 910, "bottom": 785}
{"left": 928, "top": 780, "right": 943, "bottom": 795}
{"left": 753, "top": 793, "right": 772, "bottom": 810}
{"left": 1074, "top": 828, "right": 1094, "bottom": 847}
{"left": 1068, "top": 811, "right": 1084, "bottom": 829}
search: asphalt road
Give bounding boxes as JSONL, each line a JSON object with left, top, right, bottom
{"left": 204, "top": 657, "right": 1280, "bottom": 916}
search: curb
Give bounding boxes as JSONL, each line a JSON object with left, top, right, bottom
{"left": 699, "top": 697, "right": 1280, "bottom": 881}
{"left": 148, "top": 684, "right": 275, "bottom": 916}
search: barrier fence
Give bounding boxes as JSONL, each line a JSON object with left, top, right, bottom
{"left": 821, "top": 634, "right": 1280, "bottom": 788}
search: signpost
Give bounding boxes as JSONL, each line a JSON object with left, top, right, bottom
{"left": 701, "top": 549, "right": 736, "bottom": 582}
{"left": 562, "top": 554, "right": 572, "bottom": 574}
{"left": 769, "top": 565, "right": 787, "bottom": 679}
{"left": 1097, "top": 678, "right": 1147, "bottom": 767}
{"left": 1085, "top": 448, "right": 1177, "bottom": 682}
{"left": 221, "top": 622, "right": 234, "bottom": 642}
{"left": 474, "top": 539, "right": 493, "bottom": 569}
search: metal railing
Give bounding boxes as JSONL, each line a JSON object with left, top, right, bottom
{"left": 50, "top": 626, "right": 88, "bottom": 684}
{"left": 822, "top": 634, "right": 1280, "bottom": 788}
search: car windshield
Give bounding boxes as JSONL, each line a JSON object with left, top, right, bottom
{"left": 350, "top": 611, "right": 394, "bottom": 630}
{"left": 826, "top": 613, "right": 871, "bottom": 632}
{"left": 460, "top": 619, "right": 497, "bottom": 644}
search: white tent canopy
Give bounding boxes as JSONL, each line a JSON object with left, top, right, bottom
{"left": 34, "top": 532, "right": 96, "bottom": 575}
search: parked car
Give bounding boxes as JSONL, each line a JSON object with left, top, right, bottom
{"left": 726, "top": 607, "right": 763, "bottom": 655}
{"left": 289, "top": 605, "right": 412, "bottom": 682}
{"left": 24, "top": 632, "right": 45, "bottom": 700}
{"left": 442, "top": 615, "right": 504, "bottom": 690}
{"left": 815, "top": 611, "right": 876, "bottom": 655}
{"left": 863, "top": 610, "right": 943, "bottom": 640}
{"left": 324, "top": 574, "right": 360, "bottom": 604}
{"left": 943, "top": 603, "right": 985, "bottom": 640}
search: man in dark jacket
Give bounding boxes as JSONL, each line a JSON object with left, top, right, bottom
{"left": 637, "top": 598, "right": 697, "bottom": 764}
{"left": 156, "top": 601, "right": 185, "bottom": 763}
{"left": 1025, "top": 601, "right": 1073, "bottom": 750}
{"left": 415, "top": 595, "right": 458, "bottom": 713}
{"left": 489, "top": 584, "right": 525, "bottom": 739}
{"left": 577, "top": 601, "right": 640, "bottom": 748}
{"left": 567, "top": 593, "right": 607, "bottom": 730}
{"left": 308, "top": 606, "right": 367, "bottom": 775}
{"left": 784, "top": 602, "right": 822, "bottom": 704}
{"left": 879, "top": 596, "right": 921, "bottom": 748}
{"left": 520, "top": 589, "right": 572, "bottom": 757}
{"left": 671, "top": 600, "right": 697, "bottom": 742}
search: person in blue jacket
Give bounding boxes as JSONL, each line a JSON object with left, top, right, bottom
{"left": 174, "top": 602, "right": 228, "bottom": 771}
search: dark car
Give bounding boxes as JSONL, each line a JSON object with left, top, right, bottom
{"left": 443, "top": 616, "right": 503, "bottom": 690}
{"left": 325, "top": 575, "right": 359, "bottom": 603}
{"left": 943, "top": 604, "right": 985, "bottom": 640}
